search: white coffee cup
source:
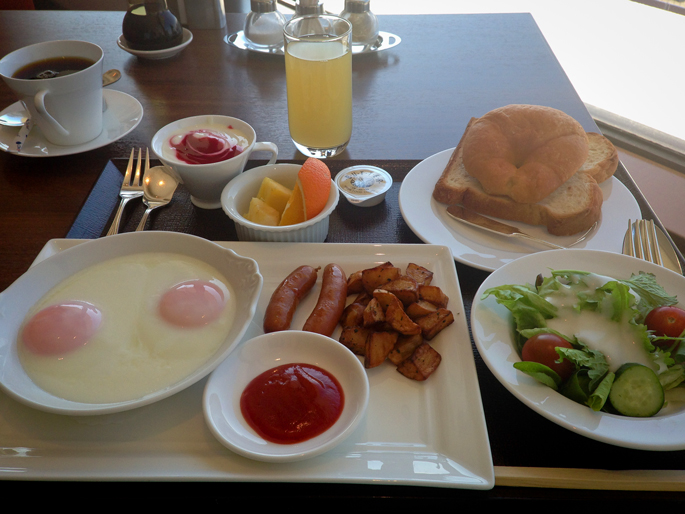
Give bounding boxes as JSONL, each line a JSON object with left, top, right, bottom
{"left": 0, "top": 40, "right": 104, "bottom": 146}
{"left": 152, "top": 115, "right": 278, "bottom": 209}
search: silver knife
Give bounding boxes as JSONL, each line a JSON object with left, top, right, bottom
{"left": 445, "top": 204, "right": 565, "bottom": 249}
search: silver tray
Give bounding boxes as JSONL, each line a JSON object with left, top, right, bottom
{"left": 225, "top": 30, "right": 401, "bottom": 56}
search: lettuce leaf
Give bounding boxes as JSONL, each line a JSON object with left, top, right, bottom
{"left": 513, "top": 361, "right": 562, "bottom": 390}
{"left": 620, "top": 271, "right": 678, "bottom": 319}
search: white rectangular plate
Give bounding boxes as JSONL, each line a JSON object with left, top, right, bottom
{"left": 1, "top": 240, "right": 493, "bottom": 489}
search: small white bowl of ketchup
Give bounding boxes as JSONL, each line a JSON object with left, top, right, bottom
{"left": 203, "top": 330, "right": 370, "bottom": 462}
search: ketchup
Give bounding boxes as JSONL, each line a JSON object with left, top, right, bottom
{"left": 240, "top": 363, "right": 344, "bottom": 444}
{"left": 168, "top": 129, "right": 244, "bottom": 165}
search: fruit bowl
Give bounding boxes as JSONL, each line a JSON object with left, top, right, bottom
{"left": 221, "top": 163, "right": 339, "bottom": 242}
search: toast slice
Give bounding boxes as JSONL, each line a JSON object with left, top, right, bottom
{"left": 433, "top": 120, "right": 604, "bottom": 236}
{"left": 579, "top": 132, "right": 618, "bottom": 183}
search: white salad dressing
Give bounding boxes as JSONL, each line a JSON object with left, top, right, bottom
{"left": 544, "top": 273, "right": 654, "bottom": 372}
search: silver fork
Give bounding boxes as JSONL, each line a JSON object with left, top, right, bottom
{"left": 106, "top": 148, "right": 147, "bottom": 236}
{"left": 625, "top": 219, "right": 663, "bottom": 266}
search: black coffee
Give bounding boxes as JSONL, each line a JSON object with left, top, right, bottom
{"left": 12, "top": 56, "right": 95, "bottom": 80}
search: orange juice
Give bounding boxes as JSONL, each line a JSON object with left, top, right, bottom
{"left": 285, "top": 40, "right": 352, "bottom": 150}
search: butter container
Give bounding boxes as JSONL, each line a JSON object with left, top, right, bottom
{"left": 335, "top": 165, "right": 392, "bottom": 207}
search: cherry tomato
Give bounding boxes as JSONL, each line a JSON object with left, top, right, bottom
{"left": 645, "top": 306, "right": 685, "bottom": 348}
{"left": 521, "top": 333, "right": 575, "bottom": 382}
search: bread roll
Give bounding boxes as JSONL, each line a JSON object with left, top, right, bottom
{"left": 433, "top": 118, "right": 605, "bottom": 236}
{"left": 461, "top": 105, "right": 589, "bottom": 204}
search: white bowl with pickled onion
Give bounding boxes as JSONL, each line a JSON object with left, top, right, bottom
{"left": 203, "top": 330, "right": 369, "bottom": 462}
{"left": 221, "top": 163, "right": 339, "bottom": 243}
{"left": 0, "top": 232, "right": 262, "bottom": 416}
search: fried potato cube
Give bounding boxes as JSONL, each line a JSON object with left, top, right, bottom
{"left": 387, "top": 333, "right": 423, "bottom": 365}
{"left": 396, "top": 343, "right": 442, "bottom": 381}
{"left": 372, "top": 289, "right": 396, "bottom": 312}
{"left": 347, "top": 270, "right": 364, "bottom": 295}
{"left": 383, "top": 275, "right": 419, "bottom": 306}
{"left": 352, "top": 291, "right": 373, "bottom": 307}
{"left": 339, "top": 326, "right": 370, "bottom": 356}
{"left": 415, "top": 308, "right": 454, "bottom": 340}
{"left": 418, "top": 285, "right": 449, "bottom": 308}
{"left": 385, "top": 294, "right": 421, "bottom": 335}
{"left": 364, "top": 331, "right": 399, "bottom": 369}
{"left": 363, "top": 297, "right": 385, "bottom": 327}
{"left": 339, "top": 302, "right": 365, "bottom": 328}
{"left": 406, "top": 263, "right": 433, "bottom": 286}
{"left": 405, "top": 300, "right": 438, "bottom": 320}
{"left": 362, "top": 262, "right": 401, "bottom": 293}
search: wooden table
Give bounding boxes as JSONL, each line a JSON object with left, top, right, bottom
{"left": 1, "top": 10, "right": 685, "bottom": 502}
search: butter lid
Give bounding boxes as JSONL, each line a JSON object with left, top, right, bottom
{"left": 335, "top": 165, "right": 392, "bottom": 207}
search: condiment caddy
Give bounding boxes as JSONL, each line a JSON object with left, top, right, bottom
{"left": 225, "top": 0, "right": 400, "bottom": 56}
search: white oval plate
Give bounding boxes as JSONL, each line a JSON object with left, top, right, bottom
{"left": 399, "top": 148, "right": 641, "bottom": 272}
{"left": 203, "top": 330, "right": 370, "bottom": 463}
{"left": 0, "top": 231, "right": 262, "bottom": 415}
{"left": 471, "top": 248, "right": 685, "bottom": 450}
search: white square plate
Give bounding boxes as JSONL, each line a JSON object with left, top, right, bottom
{"left": 0, "top": 239, "right": 493, "bottom": 489}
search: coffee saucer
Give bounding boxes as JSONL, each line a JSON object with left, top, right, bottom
{"left": 0, "top": 90, "right": 143, "bottom": 157}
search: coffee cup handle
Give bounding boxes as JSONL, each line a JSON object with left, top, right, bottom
{"left": 34, "top": 89, "right": 70, "bottom": 137}
{"left": 252, "top": 142, "right": 278, "bottom": 164}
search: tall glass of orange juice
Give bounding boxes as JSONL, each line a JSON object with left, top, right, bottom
{"left": 284, "top": 15, "right": 352, "bottom": 158}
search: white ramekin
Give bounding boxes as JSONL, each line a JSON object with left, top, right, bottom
{"left": 221, "top": 163, "right": 339, "bottom": 242}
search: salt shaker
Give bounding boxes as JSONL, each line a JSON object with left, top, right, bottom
{"left": 340, "top": 0, "right": 379, "bottom": 47}
{"left": 244, "top": 0, "right": 286, "bottom": 50}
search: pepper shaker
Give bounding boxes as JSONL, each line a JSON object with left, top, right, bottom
{"left": 294, "top": 0, "right": 324, "bottom": 17}
{"left": 340, "top": 0, "right": 379, "bottom": 47}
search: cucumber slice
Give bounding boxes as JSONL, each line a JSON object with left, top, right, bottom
{"left": 608, "top": 363, "right": 664, "bottom": 417}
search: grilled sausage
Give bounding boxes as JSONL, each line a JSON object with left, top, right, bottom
{"left": 263, "top": 265, "right": 319, "bottom": 333}
{"left": 302, "top": 263, "right": 348, "bottom": 337}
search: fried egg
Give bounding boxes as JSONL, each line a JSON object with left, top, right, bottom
{"left": 17, "top": 252, "right": 235, "bottom": 404}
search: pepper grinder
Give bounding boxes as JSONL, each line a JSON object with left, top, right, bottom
{"left": 294, "top": 0, "right": 324, "bottom": 17}
{"left": 244, "top": 0, "right": 286, "bottom": 50}
{"left": 340, "top": 0, "right": 379, "bottom": 47}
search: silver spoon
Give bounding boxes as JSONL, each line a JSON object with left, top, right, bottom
{"left": 102, "top": 69, "right": 121, "bottom": 87}
{"left": 0, "top": 110, "right": 28, "bottom": 127}
{"left": 135, "top": 166, "right": 179, "bottom": 231}
{"left": 0, "top": 69, "right": 122, "bottom": 127}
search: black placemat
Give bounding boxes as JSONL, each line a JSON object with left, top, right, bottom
{"left": 66, "top": 159, "right": 685, "bottom": 474}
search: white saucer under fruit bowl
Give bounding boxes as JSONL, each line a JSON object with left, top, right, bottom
{"left": 203, "top": 330, "right": 370, "bottom": 463}
{"left": 0, "top": 90, "right": 143, "bottom": 157}
{"left": 117, "top": 28, "right": 193, "bottom": 60}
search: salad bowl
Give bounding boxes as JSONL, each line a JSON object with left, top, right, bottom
{"left": 471, "top": 248, "right": 685, "bottom": 451}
